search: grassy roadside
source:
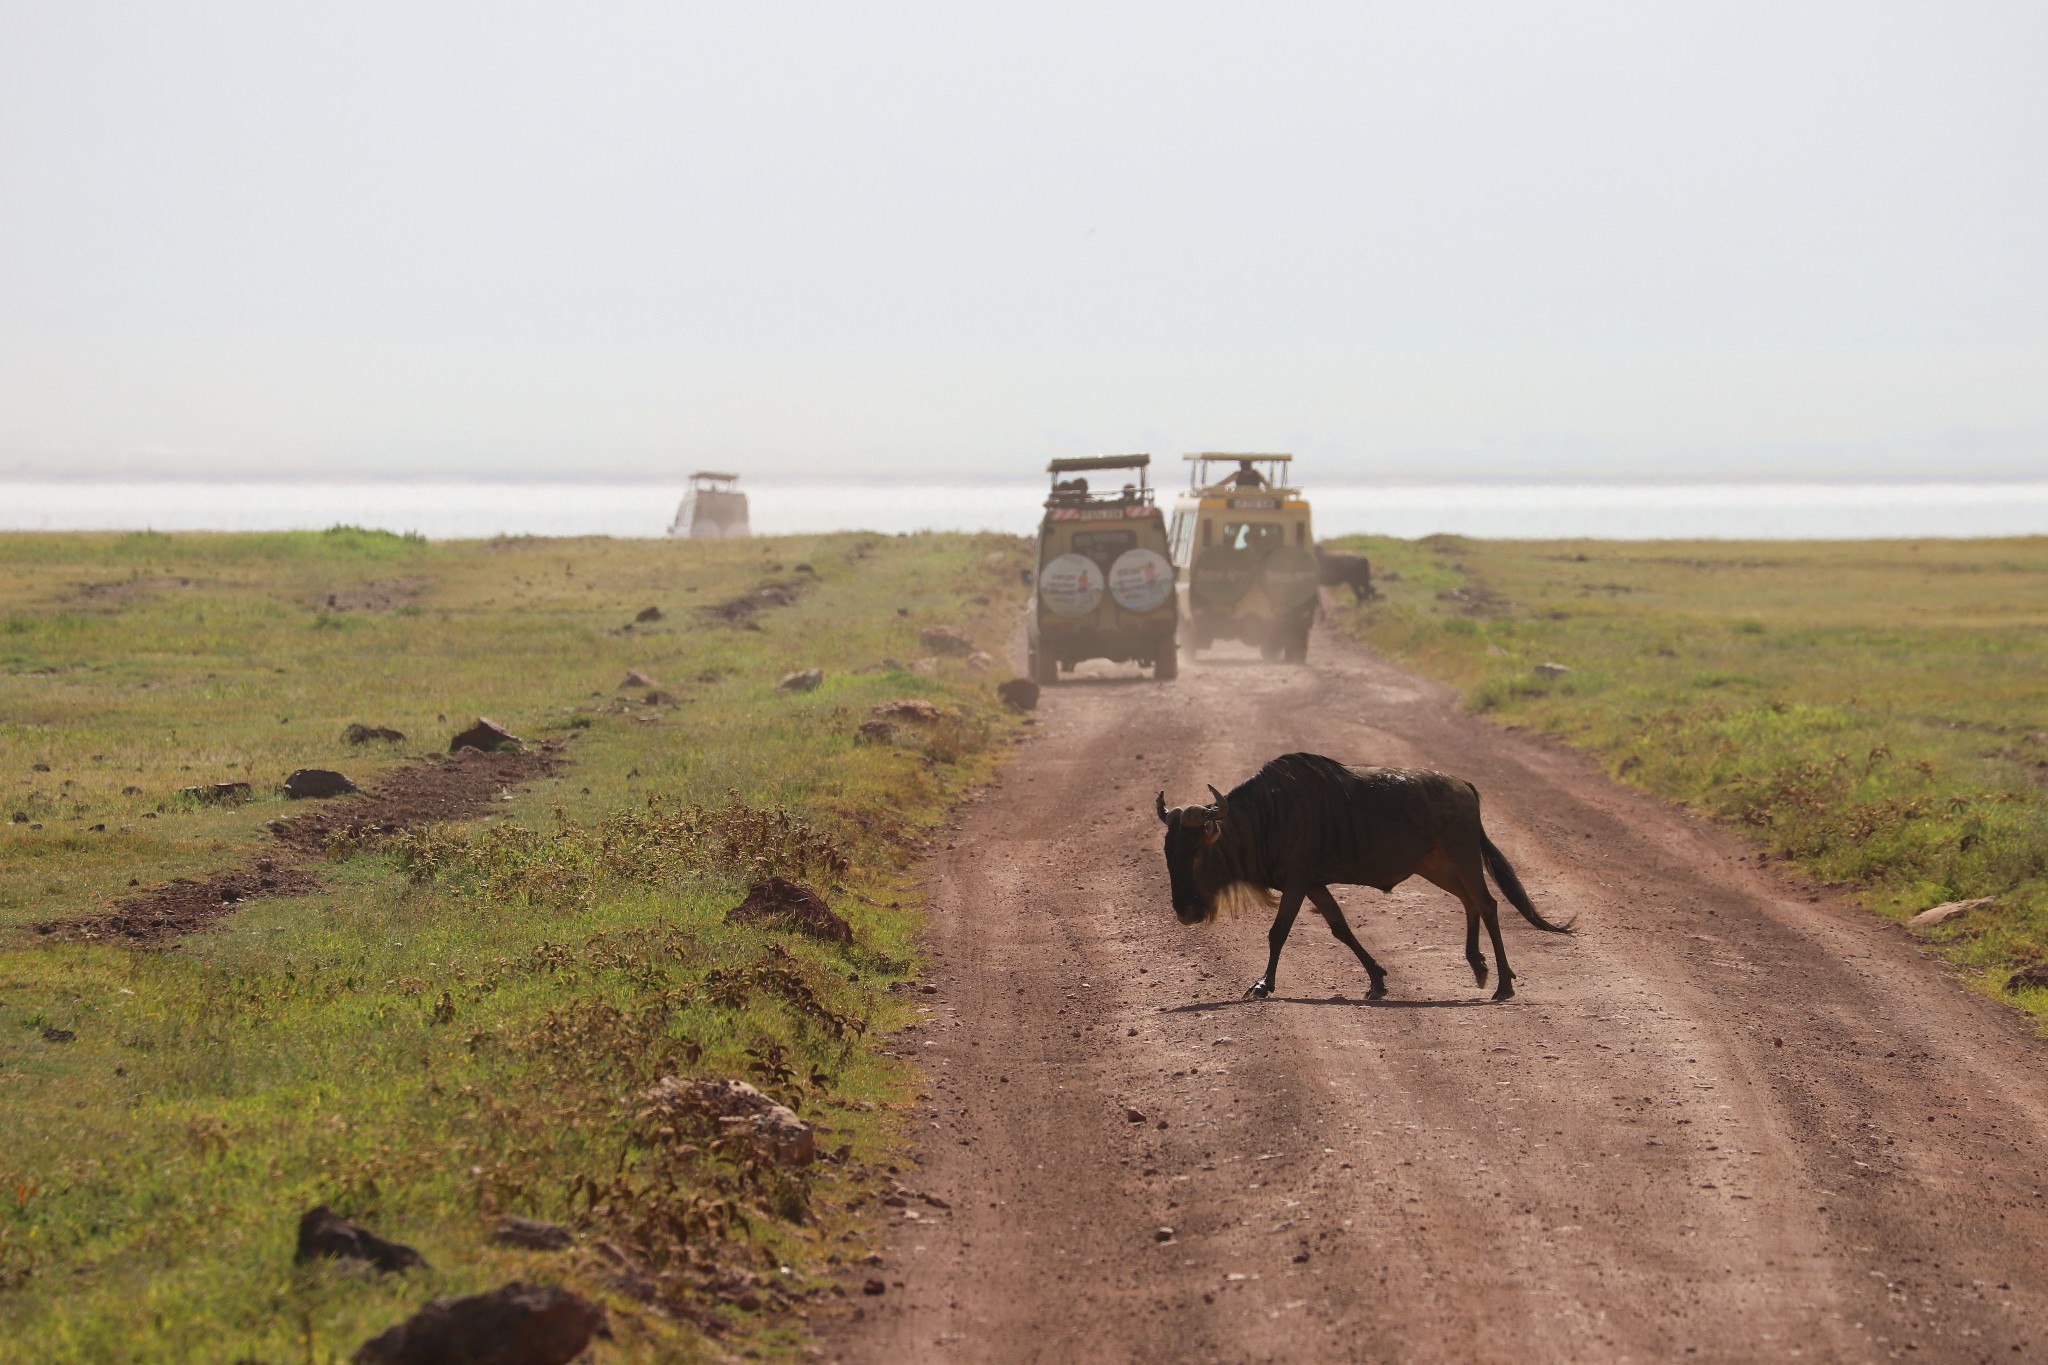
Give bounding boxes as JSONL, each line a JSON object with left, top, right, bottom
{"left": 0, "top": 527, "right": 1030, "bottom": 1361}
{"left": 1322, "top": 534, "right": 2048, "bottom": 1027}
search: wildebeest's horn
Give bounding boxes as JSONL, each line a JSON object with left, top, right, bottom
{"left": 1207, "top": 784, "right": 1227, "bottom": 819}
{"left": 1155, "top": 791, "right": 1170, "bottom": 825}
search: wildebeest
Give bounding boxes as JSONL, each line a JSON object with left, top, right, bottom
{"left": 1156, "top": 752, "right": 1570, "bottom": 1001}
{"left": 1315, "top": 547, "right": 1375, "bottom": 603}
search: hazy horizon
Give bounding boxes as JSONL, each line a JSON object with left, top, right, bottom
{"left": 5, "top": 2, "right": 2045, "bottom": 484}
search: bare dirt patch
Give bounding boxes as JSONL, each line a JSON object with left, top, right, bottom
{"left": 67, "top": 576, "right": 198, "bottom": 606}
{"left": 314, "top": 577, "right": 431, "bottom": 613}
{"left": 270, "top": 744, "right": 565, "bottom": 854}
{"left": 35, "top": 862, "right": 324, "bottom": 944}
{"left": 33, "top": 744, "right": 566, "bottom": 946}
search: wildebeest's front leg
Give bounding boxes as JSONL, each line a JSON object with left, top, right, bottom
{"left": 1245, "top": 885, "right": 1306, "bottom": 999}
{"left": 1306, "top": 885, "right": 1387, "bottom": 999}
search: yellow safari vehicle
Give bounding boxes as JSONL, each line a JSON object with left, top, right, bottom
{"left": 1168, "top": 453, "right": 1319, "bottom": 662}
{"left": 1026, "top": 455, "right": 1178, "bottom": 684}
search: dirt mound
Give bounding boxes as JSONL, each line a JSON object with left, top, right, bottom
{"left": 272, "top": 745, "right": 562, "bottom": 854}
{"left": 726, "top": 876, "right": 853, "bottom": 943}
{"left": 36, "top": 862, "right": 324, "bottom": 943}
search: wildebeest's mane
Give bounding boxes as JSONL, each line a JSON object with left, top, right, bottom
{"left": 1200, "top": 752, "right": 1361, "bottom": 907}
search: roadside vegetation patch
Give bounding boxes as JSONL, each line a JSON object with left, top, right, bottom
{"left": 1324, "top": 534, "right": 2048, "bottom": 1026}
{"left": 0, "top": 526, "right": 1030, "bottom": 1361}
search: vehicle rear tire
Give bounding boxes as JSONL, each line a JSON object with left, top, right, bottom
{"left": 1153, "top": 650, "right": 1178, "bottom": 681}
{"left": 1030, "top": 648, "right": 1057, "bottom": 686}
{"left": 1260, "top": 640, "right": 1282, "bottom": 661}
{"left": 1284, "top": 632, "right": 1309, "bottom": 664}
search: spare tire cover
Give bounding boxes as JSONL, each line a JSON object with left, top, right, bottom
{"left": 1038, "top": 552, "right": 1104, "bottom": 618}
{"left": 1259, "top": 544, "right": 1320, "bottom": 610}
{"left": 1190, "top": 545, "right": 1255, "bottom": 608}
{"left": 1108, "top": 548, "right": 1173, "bottom": 613}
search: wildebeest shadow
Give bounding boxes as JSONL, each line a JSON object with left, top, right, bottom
{"left": 1160, "top": 994, "right": 1492, "bottom": 1013}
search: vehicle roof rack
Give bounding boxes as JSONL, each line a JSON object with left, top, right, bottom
{"left": 1183, "top": 452, "right": 1290, "bottom": 463}
{"left": 687, "top": 470, "right": 740, "bottom": 482}
{"left": 1049, "top": 454, "right": 1150, "bottom": 474}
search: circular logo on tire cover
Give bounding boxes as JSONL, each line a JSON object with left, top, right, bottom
{"left": 1190, "top": 545, "right": 1255, "bottom": 607}
{"left": 1108, "top": 548, "right": 1173, "bottom": 613}
{"left": 1259, "top": 544, "right": 1320, "bottom": 609}
{"left": 1038, "top": 552, "right": 1104, "bottom": 617}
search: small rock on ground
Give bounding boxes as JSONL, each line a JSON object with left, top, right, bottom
{"left": 1909, "top": 896, "right": 1996, "bottom": 929}
{"left": 778, "top": 667, "right": 825, "bottom": 693}
{"left": 1534, "top": 661, "right": 1571, "bottom": 677}
{"left": 343, "top": 724, "right": 406, "bottom": 745}
{"left": 996, "top": 678, "right": 1040, "bottom": 711}
{"left": 284, "top": 769, "right": 359, "bottom": 799}
{"left": 635, "top": 605, "right": 663, "bottom": 622}
{"left": 350, "top": 1281, "right": 605, "bottom": 1365}
{"left": 871, "top": 698, "right": 944, "bottom": 723}
{"left": 488, "top": 1216, "right": 573, "bottom": 1251}
{"left": 641, "top": 1076, "right": 815, "bottom": 1166}
{"left": 619, "top": 668, "right": 659, "bottom": 689}
{"left": 296, "top": 1205, "right": 426, "bottom": 1273}
{"left": 449, "top": 717, "right": 524, "bottom": 754}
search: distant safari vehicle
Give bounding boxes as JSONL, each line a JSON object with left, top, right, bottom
{"left": 1168, "top": 453, "right": 1318, "bottom": 662}
{"left": 1026, "top": 455, "right": 1178, "bottom": 684}
{"left": 667, "top": 471, "right": 750, "bottom": 539}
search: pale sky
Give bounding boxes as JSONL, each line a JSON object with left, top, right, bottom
{"left": 3, "top": 2, "right": 2044, "bottom": 483}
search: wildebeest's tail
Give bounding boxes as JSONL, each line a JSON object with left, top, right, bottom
{"left": 1481, "top": 833, "right": 1573, "bottom": 933}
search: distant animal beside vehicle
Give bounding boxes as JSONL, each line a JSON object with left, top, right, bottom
{"left": 1156, "top": 752, "right": 1570, "bottom": 1001}
{"left": 1315, "top": 547, "right": 1375, "bottom": 603}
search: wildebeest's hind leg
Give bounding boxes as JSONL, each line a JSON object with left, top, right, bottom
{"left": 1245, "top": 886, "right": 1308, "bottom": 1000}
{"left": 1306, "top": 885, "right": 1387, "bottom": 999}
{"left": 1416, "top": 844, "right": 1517, "bottom": 1001}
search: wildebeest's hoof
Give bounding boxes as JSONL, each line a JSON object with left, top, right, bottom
{"left": 1365, "top": 981, "right": 1388, "bottom": 1000}
{"left": 1244, "top": 980, "right": 1273, "bottom": 1000}
{"left": 1491, "top": 984, "right": 1515, "bottom": 1002}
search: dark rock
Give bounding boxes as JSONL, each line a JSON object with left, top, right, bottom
{"left": 619, "top": 669, "right": 658, "bottom": 690}
{"left": 489, "top": 1216, "right": 573, "bottom": 1251}
{"left": 284, "top": 769, "right": 359, "bottom": 799}
{"left": 343, "top": 724, "right": 407, "bottom": 745}
{"left": 863, "top": 1279, "right": 887, "bottom": 1296}
{"left": 855, "top": 718, "right": 897, "bottom": 743}
{"left": 350, "top": 1281, "right": 605, "bottom": 1365}
{"left": 727, "top": 876, "right": 854, "bottom": 944}
{"left": 296, "top": 1204, "right": 427, "bottom": 1273}
{"left": 41, "top": 1027, "right": 75, "bottom": 1043}
{"left": 179, "top": 781, "right": 253, "bottom": 805}
{"left": 919, "top": 625, "right": 975, "bottom": 656}
{"left": 450, "top": 717, "right": 524, "bottom": 754}
{"left": 996, "top": 678, "right": 1040, "bottom": 711}
{"left": 642, "top": 689, "right": 675, "bottom": 706}
{"left": 2007, "top": 963, "right": 2048, "bottom": 993}
{"left": 634, "top": 605, "right": 663, "bottom": 622}
{"left": 777, "top": 667, "right": 825, "bottom": 693}
{"left": 31, "top": 762, "right": 51, "bottom": 772}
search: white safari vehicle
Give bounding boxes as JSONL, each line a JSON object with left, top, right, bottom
{"left": 1168, "top": 453, "right": 1318, "bottom": 662}
{"left": 1026, "top": 455, "right": 1178, "bottom": 684}
{"left": 667, "top": 471, "right": 751, "bottom": 539}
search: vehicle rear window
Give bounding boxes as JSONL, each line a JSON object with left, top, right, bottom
{"left": 1071, "top": 529, "right": 1135, "bottom": 574}
{"left": 1220, "top": 521, "right": 1284, "bottom": 554}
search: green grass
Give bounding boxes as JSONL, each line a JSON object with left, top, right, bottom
{"left": 1323, "top": 533, "right": 2048, "bottom": 1026}
{"left": 0, "top": 527, "right": 1031, "bottom": 1361}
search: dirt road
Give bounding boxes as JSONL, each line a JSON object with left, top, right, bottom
{"left": 827, "top": 622, "right": 2048, "bottom": 1364}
